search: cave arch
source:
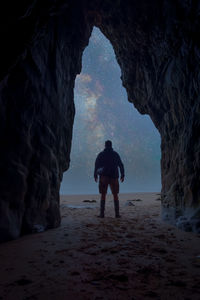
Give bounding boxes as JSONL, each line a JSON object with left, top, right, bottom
{"left": 0, "top": 1, "right": 200, "bottom": 241}
{"left": 61, "top": 26, "right": 161, "bottom": 195}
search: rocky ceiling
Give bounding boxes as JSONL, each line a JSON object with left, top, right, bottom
{"left": 0, "top": 0, "right": 200, "bottom": 241}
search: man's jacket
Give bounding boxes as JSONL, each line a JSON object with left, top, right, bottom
{"left": 94, "top": 147, "right": 125, "bottom": 179}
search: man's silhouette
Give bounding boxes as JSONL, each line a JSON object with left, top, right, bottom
{"left": 94, "top": 140, "right": 125, "bottom": 218}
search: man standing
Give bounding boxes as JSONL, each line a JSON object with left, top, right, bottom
{"left": 94, "top": 140, "right": 125, "bottom": 218}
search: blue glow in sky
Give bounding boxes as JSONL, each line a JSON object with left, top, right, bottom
{"left": 60, "top": 27, "right": 161, "bottom": 194}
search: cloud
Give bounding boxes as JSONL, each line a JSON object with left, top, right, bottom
{"left": 77, "top": 73, "right": 92, "bottom": 83}
{"left": 95, "top": 80, "right": 104, "bottom": 94}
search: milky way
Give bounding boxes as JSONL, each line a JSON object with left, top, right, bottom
{"left": 60, "top": 27, "right": 161, "bottom": 194}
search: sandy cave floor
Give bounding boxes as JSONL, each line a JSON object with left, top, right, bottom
{"left": 0, "top": 192, "right": 200, "bottom": 300}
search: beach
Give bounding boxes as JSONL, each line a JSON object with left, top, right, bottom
{"left": 0, "top": 192, "right": 200, "bottom": 299}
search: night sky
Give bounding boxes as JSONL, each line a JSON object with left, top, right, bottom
{"left": 60, "top": 27, "right": 161, "bottom": 194}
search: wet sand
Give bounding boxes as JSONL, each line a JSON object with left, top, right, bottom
{"left": 0, "top": 192, "right": 200, "bottom": 299}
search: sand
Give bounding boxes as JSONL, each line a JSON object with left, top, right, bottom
{"left": 0, "top": 192, "right": 200, "bottom": 300}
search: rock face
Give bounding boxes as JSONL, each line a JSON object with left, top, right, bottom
{"left": 0, "top": 1, "right": 93, "bottom": 241}
{"left": 0, "top": 0, "right": 200, "bottom": 241}
{"left": 93, "top": 1, "right": 200, "bottom": 232}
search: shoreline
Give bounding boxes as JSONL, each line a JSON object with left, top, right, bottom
{"left": 60, "top": 191, "right": 161, "bottom": 196}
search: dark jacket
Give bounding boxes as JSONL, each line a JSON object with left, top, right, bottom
{"left": 94, "top": 147, "right": 125, "bottom": 179}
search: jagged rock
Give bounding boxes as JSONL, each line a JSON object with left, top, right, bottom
{"left": 0, "top": 0, "right": 200, "bottom": 241}
{"left": 83, "top": 200, "right": 97, "bottom": 203}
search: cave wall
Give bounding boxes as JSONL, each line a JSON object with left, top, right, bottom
{"left": 0, "top": 0, "right": 200, "bottom": 241}
{"left": 0, "top": 1, "right": 92, "bottom": 241}
{"left": 70, "top": 0, "right": 200, "bottom": 232}
{"left": 89, "top": 0, "right": 200, "bottom": 232}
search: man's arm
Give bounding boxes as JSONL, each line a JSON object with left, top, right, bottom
{"left": 94, "top": 154, "right": 100, "bottom": 182}
{"left": 117, "top": 154, "right": 125, "bottom": 182}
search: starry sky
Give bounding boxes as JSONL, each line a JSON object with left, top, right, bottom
{"left": 60, "top": 27, "right": 161, "bottom": 194}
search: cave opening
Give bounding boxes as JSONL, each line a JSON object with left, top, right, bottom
{"left": 60, "top": 27, "right": 161, "bottom": 196}
{"left": 0, "top": 1, "right": 199, "bottom": 244}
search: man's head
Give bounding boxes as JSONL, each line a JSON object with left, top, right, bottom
{"left": 105, "top": 140, "right": 112, "bottom": 148}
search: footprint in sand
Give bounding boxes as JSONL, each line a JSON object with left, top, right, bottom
{"left": 154, "top": 234, "right": 165, "bottom": 239}
{"left": 153, "top": 247, "right": 168, "bottom": 254}
{"left": 71, "top": 271, "right": 80, "bottom": 276}
{"left": 46, "top": 260, "right": 52, "bottom": 264}
{"left": 168, "top": 280, "right": 187, "bottom": 287}
{"left": 145, "top": 291, "right": 158, "bottom": 297}
{"left": 107, "top": 273, "right": 129, "bottom": 282}
{"left": 55, "top": 249, "right": 68, "bottom": 254}
{"left": 14, "top": 278, "right": 33, "bottom": 286}
{"left": 59, "top": 260, "right": 65, "bottom": 264}
{"left": 125, "top": 201, "right": 135, "bottom": 206}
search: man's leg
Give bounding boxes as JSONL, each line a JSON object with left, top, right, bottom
{"left": 110, "top": 178, "right": 120, "bottom": 218}
{"left": 99, "top": 193, "right": 106, "bottom": 218}
{"left": 113, "top": 193, "right": 121, "bottom": 218}
{"left": 98, "top": 176, "right": 108, "bottom": 218}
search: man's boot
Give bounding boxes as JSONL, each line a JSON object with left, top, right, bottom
{"left": 98, "top": 199, "right": 105, "bottom": 218}
{"left": 114, "top": 199, "right": 121, "bottom": 218}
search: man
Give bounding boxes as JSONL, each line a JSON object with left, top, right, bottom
{"left": 94, "top": 140, "right": 125, "bottom": 218}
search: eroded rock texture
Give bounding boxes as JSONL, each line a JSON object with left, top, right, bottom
{"left": 93, "top": 0, "right": 200, "bottom": 232}
{"left": 0, "top": 0, "right": 200, "bottom": 241}
{"left": 0, "top": 1, "right": 93, "bottom": 241}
